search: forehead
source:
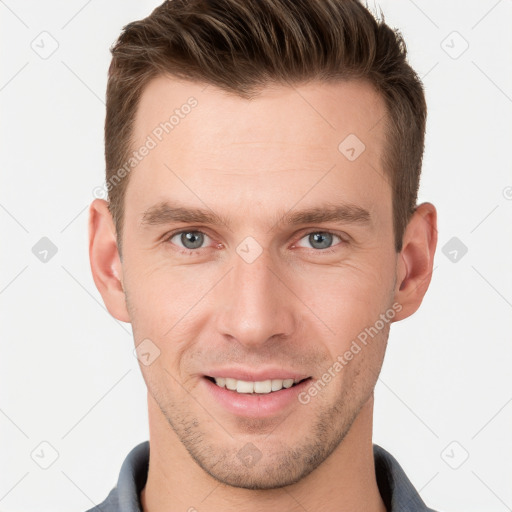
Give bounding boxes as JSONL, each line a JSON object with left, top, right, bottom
{"left": 133, "top": 75, "right": 387, "bottom": 154}
{"left": 125, "top": 75, "right": 390, "bottom": 225}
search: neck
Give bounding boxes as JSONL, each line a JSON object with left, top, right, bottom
{"left": 140, "top": 393, "right": 386, "bottom": 512}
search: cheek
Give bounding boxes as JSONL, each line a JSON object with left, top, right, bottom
{"left": 293, "top": 258, "right": 395, "bottom": 338}
{"left": 126, "top": 257, "right": 209, "bottom": 321}
{"left": 124, "top": 238, "right": 396, "bottom": 355}
{"left": 124, "top": 261, "right": 216, "bottom": 367}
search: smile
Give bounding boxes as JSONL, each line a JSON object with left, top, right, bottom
{"left": 206, "top": 376, "right": 311, "bottom": 394}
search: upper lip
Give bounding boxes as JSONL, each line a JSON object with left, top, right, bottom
{"left": 204, "top": 368, "right": 310, "bottom": 382}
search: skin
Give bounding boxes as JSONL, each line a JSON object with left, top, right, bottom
{"left": 89, "top": 76, "right": 437, "bottom": 512}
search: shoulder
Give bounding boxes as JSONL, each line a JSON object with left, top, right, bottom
{"left": 82, "top": 441, "right": 150, "bottom": 512}
{"left": 373, "top": 444, "right": 440, "bottom": 512}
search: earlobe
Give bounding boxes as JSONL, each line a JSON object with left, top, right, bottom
{"left": 393, "top": 202, "right": 437, "bottom": 322}
{"left": 88, "top": 199, "right": 131, "bottom": 323}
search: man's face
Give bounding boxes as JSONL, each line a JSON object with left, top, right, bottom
{"left": 120, "top": 76, "right": 398, "bottom": 488}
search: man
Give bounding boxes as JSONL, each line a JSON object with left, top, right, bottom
{"left": 87, "top": 0, "right": 438, "bottom": 510}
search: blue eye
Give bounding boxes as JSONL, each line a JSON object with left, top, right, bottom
{"left": 297, "top": 231, "right": 344, "bottom": 250}
{"left": 168, "top": 230, "right": 210, "bottom": 251}
{"left": 165, "top": 229, "right": 345, "bottom": 256}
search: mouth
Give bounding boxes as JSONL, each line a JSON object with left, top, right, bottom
{"left": 204, "top": 376, "right": 312, "bottom": 394}
{"left": 202, "top": 374, "right": 314, "bottom": 417}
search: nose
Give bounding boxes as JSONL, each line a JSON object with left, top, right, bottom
{"left": 214, "top": 247, "right": 298, "bottom": 348}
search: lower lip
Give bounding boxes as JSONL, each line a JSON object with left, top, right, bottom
{"left": 202, "top": 377, "right": 312, "bottom": 418}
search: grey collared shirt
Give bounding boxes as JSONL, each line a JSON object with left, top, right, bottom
{"left": 84, "top": 441, "right": 438, "bottom": 512}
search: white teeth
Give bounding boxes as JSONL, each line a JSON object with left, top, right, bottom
{"left": 282, "top": 379, "right": 294, "bottom": 388}
{"left": 271, "top": 379, "right": 283, "bottom": 391}
{"left": 225, "top": 378, "right": 237, "bottom": 390}
{"left": 213, "top": 377, "right": 303, "bottom": 394}
{"left": 254, "top": 380, "right": 272, "bottom": 394}
{"left": 236, "top": 380, "right": 254, "bottom": 393}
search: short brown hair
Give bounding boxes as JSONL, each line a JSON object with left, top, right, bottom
{"left": 105, "top": 0, "right": 426, "bottom": 257}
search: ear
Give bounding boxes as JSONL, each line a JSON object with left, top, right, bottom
{"left": 393, "top": 202, "right": 437, "bottom": 321}
{"left": 88, "top": 199, "right": 130, "bottom": 323}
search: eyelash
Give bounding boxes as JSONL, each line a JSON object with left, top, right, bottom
{"left": 163, "top": 229, "right": 347, "bottom": 256}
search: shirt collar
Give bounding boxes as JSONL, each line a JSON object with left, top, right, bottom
{"left": 90, "top": 441, "right": 436, "bottom": 512}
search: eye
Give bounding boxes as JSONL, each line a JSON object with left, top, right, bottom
{"left": 167, "top": 230, "right": 212, "bottom": 252}
{"left": 164, "top": 229, "right": 346, "bottom": 255}
{"left": 295, "top": 231, "right": 345, "bottom": 251}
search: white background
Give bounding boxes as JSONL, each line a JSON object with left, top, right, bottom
{"left": 1, "top": 1, "right": 511, "bottom": 511}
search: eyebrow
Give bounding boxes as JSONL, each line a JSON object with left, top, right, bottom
{"left": 140, "top": 200, "right": 371, "bottom": 231}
